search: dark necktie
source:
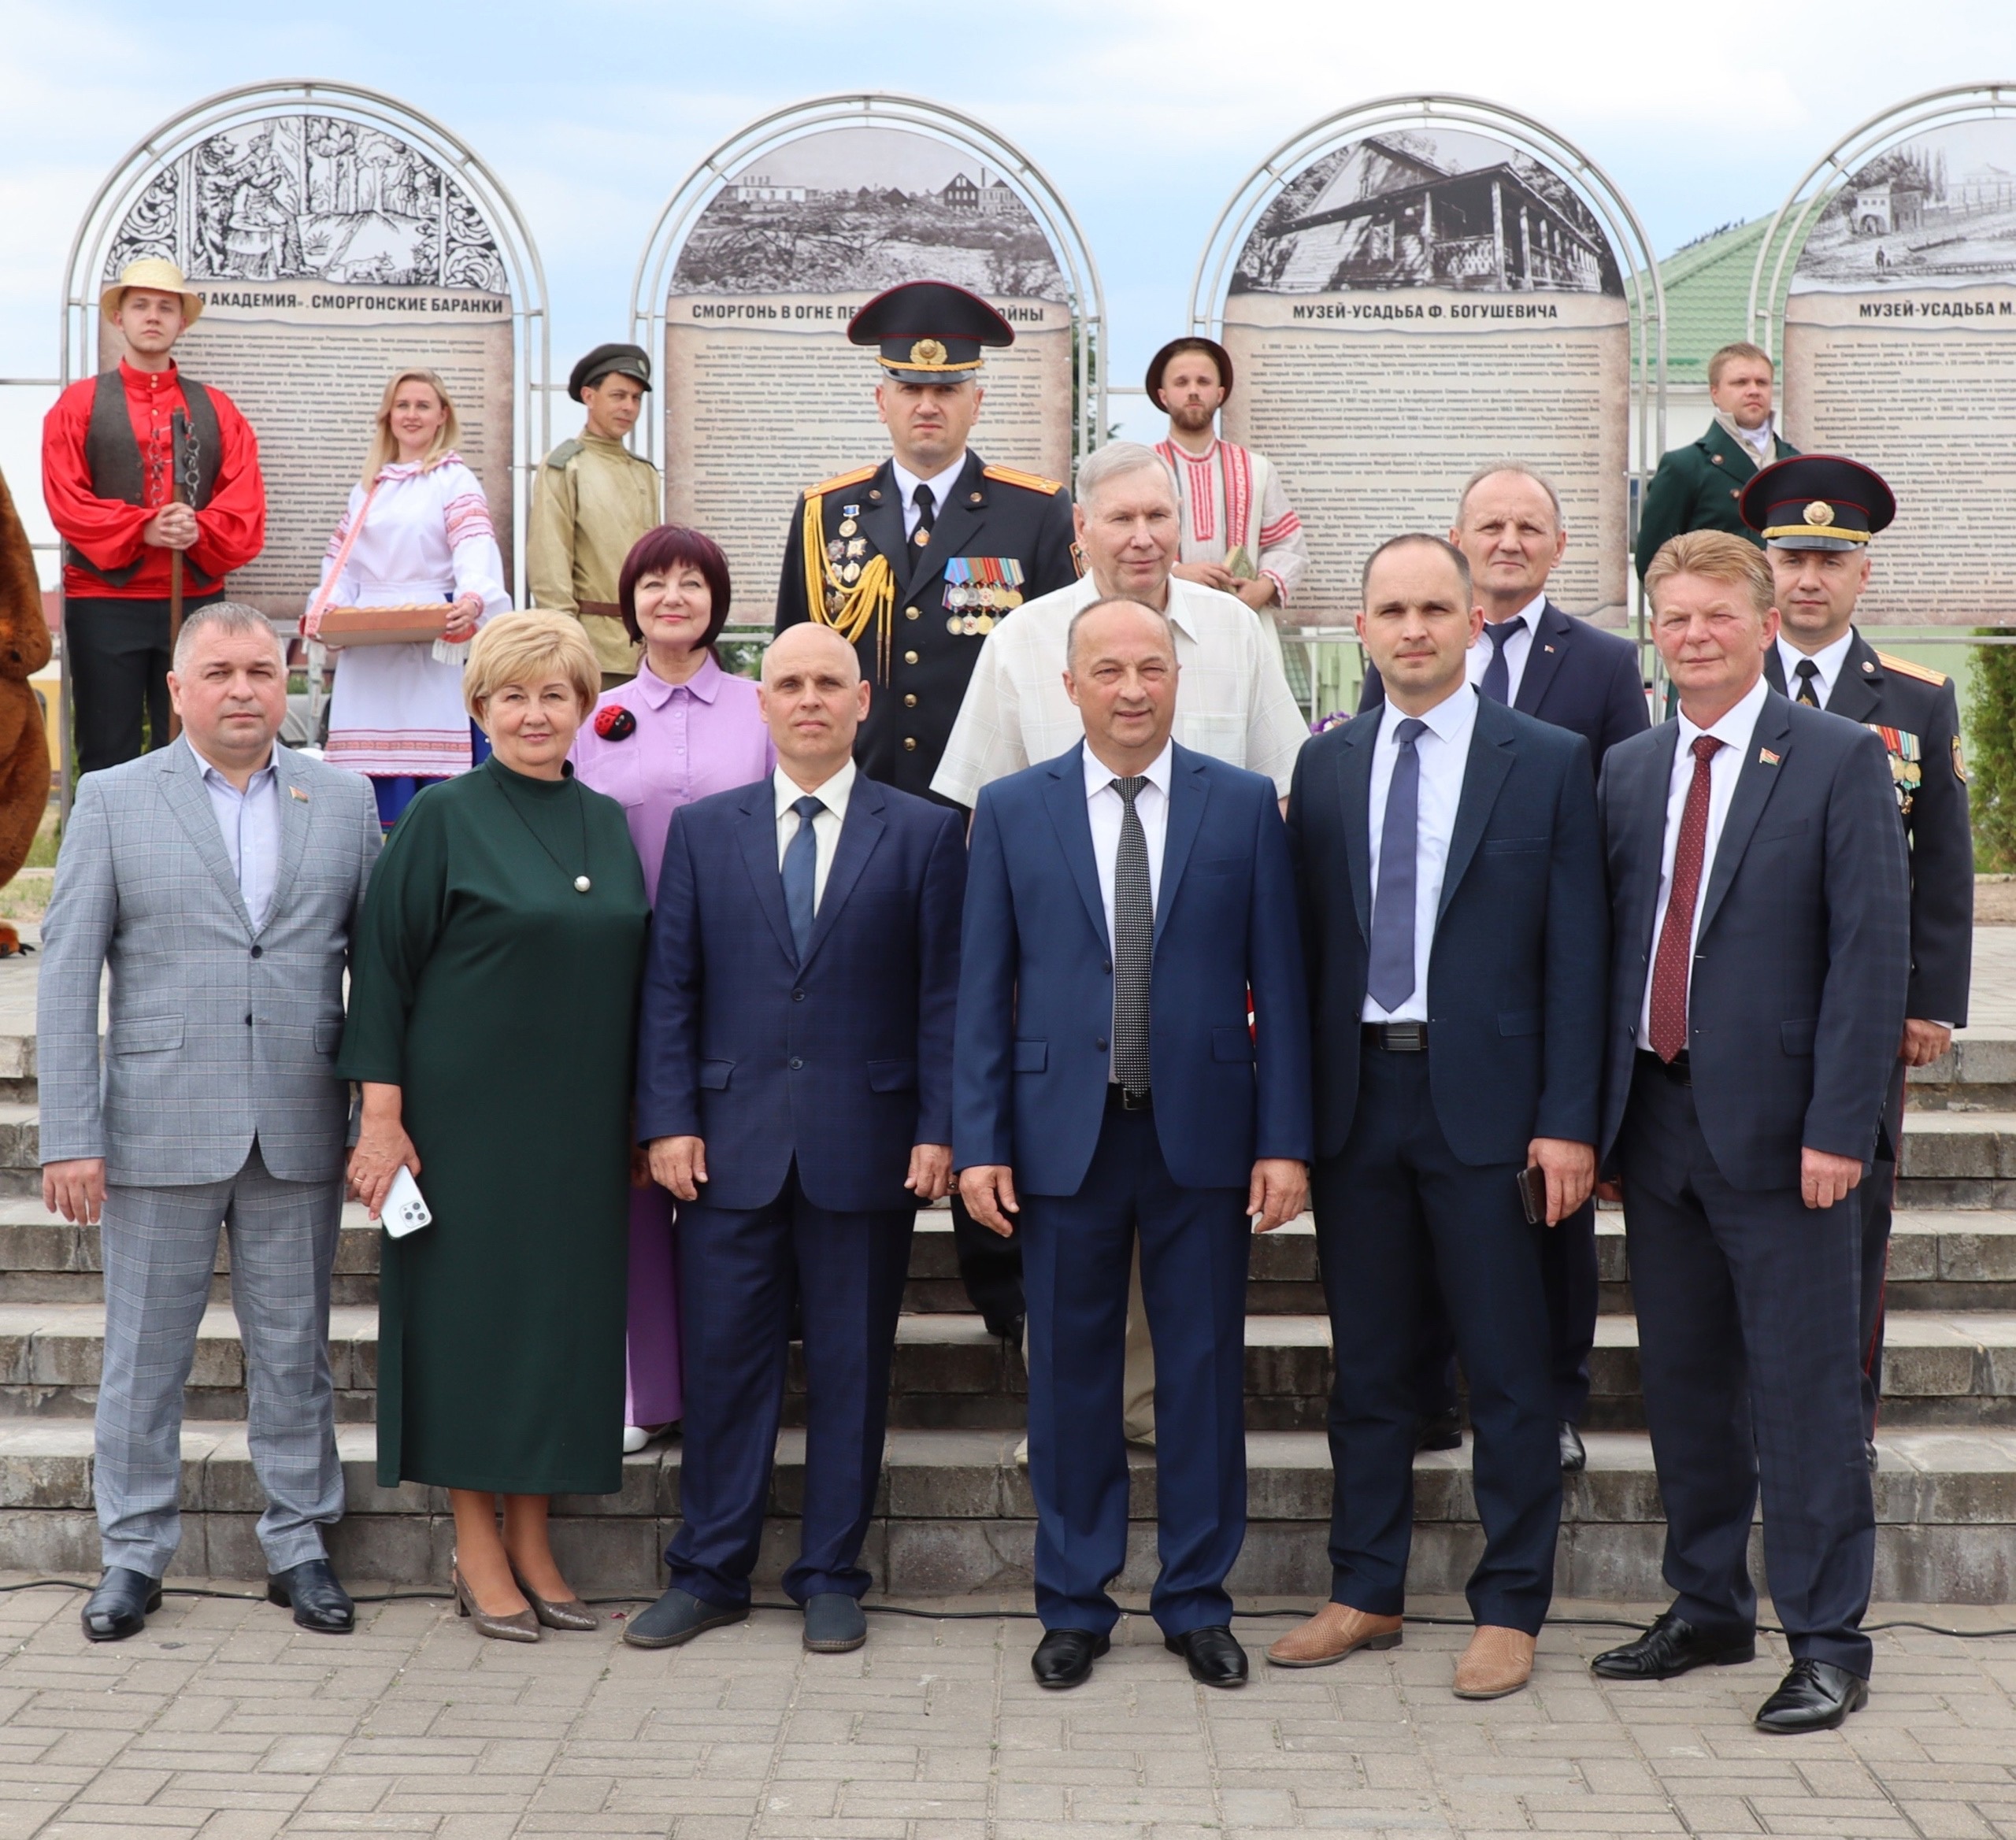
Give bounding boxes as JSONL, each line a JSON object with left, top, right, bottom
{"left": 781, "top": 794, "right": 825, "bottom": 960}
{"left": 1794, "top": 658, "right": 1821, "bottom": 708}
{"left": 1647, "top": 735, "right": 1722, "bottom": 1062}
{"left": 1110, "top": 776, "right": 1153, "bottom": 1097}
{"left": 1366, "top": 717, "right": 1428, "bottom": 1011}
{"left": 1480, "top": 620, "right": 1520, "bottom": 703}
{"left": 910, "top": 482, "right": 936, "bottom": 554}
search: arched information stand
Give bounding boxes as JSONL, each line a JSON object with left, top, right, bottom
{"left": 1189, "top": 94, "right": 1662, "bottom": 631}
{"left": 631, "top": 92, "right": 1104, "bottom": 624}
{"left": 1752, "top": 84, "right": 2016, "bottom": 626}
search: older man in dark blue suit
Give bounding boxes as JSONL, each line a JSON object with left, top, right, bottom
{"left": 628, "top": 623, "right": 965, "bottom": 1656}
{"left": 1364, "top": 465, "right": 1647, "bottom": 1471}
{"left": 1590, "top": 532, "right": 1909, "bottom": 1733}
{"left": 1276, "top": 533, "right": 1607, "bottom": 1701}
{"left": 955, "top": 596, "right": 1310, "bottom": 1692}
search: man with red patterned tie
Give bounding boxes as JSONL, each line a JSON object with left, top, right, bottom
{"left": 43, "top": 260, "right": 266, "bottom": 776}
{"left": 1588, "top": 531, "right": 1908, "bottom": 1734}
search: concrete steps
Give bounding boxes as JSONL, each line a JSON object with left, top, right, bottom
{"left": 3, "top": 1419, "right": 2010, "bottom": 1603}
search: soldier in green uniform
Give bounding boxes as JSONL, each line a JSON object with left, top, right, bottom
{"left": 774, "top": 280, "right": 1078, "bottom": 1342}
{"left": 774, "top": 281, "right": 1077, "bottom": 807}
{"left": 1636, "top": 342, "right": 1799, "bottom": 580}
{"left": 528, "top": 343, "right": 661, "bottom": 687}
{"left": 1744, "top": 454, "right": 1972, "bottom": 1466}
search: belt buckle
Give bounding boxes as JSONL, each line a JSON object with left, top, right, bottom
{"left": 1117, "top": 1086, "right": 1151, "bottom": 1112}
{"left": 1385, "top": 1021, "right": 1427, "bottom": 1053}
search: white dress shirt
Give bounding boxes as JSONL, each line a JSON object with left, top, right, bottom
{"left": 1466, "top": 593, "right": 1547, "bottom": 705}
{"left": 1362, "top": 684, "right": 1479, "bottom": 1025}
{"left": 1776, "top": 629, "right": 1855, "bottom": 709}
{"left": 931, "top": 572, "right": 1310, "bottom": 804}
{"left": 1636, "top": 674, "right": 1770, "bottom": 1050}
{"left": 1084, "top": 739, "right": 1173, "bottom": 1083}
{"left": 773, "top": 757, "right": 857, "bottom": 913}
{"left": 195, "top": 745, "right": 281, "bottom": 932}
{"left": 891, "top": 454, "right": 969, "bottom": 539}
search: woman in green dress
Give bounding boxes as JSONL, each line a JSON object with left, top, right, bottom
{"left": 341, "top": 611, "right": 650, "bottom": 1642}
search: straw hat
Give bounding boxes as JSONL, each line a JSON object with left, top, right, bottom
{"left": 99, "top": 259, "right": 202, "bottom": 327}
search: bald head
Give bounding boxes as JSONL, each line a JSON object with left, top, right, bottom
{"left": 759, "top": 622, "right": 870, "bottom": 787}
{"left": 1063, "top": 596, "right": 1180, "bottom": 775}
{"left": 763, "top": 621, "right": 861, "bottom": 685}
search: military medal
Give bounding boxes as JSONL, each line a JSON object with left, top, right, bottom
{"left": 1870, "top": 724, "right": 1923, "bottom": 816}
{"left": 843, "top": 561, "right": 861, "bottom": 583}
{"left": 839, "top": 517, "right": 858, "bottom": 539}
{"left": 845, "top": 538, "right": 866, "bottom": 559}
{"left": 827, "top": 539, "right": 846, "bottom": 561}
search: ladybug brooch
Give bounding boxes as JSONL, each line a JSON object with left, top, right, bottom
{"left": 593, "top": 705, "right": 637, "bottom": 742}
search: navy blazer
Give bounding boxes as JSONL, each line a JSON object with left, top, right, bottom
{"left": 636, "top": 772, "right": 965, "bottom": 1214}
{"left": 1597, "top": 690, "right": 1910, "bottom": 1191}
{"left": 1288, "top": 693, "right": 1608, "bottom": 1167}
{"left": 954, "top": 740, "right": 1311, "bottom": 1196}
{"left": 1362, "top": 601, "right": 1649, "bottom": 776}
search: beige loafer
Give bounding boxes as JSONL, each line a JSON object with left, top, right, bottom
{"left": 1453, "top": 1624, "right": 1536, "bottom": 1698}
{"left": 1266, "top": 1602, "right": 1404, "bottom": 1668}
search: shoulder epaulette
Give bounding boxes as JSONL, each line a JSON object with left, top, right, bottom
{"left": 808, "top": 464, "right": 878, "bottom": 497}
{"left": 983, "top": 464, "right": 1065, "bottom": 495}
{"left": 1875, "top": 649, "right": 1949, "bottom": 687}
{"left": 543, "top": 439, "right": 583, "bottom": 471}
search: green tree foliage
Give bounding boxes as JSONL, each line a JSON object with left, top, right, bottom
{"left": 1966, "top": 633, "right": 2016, "bottom": 870}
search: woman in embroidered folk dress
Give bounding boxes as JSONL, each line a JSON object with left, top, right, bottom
{"left": 571, "top": 525, "right": 772, "bottom": 1453}
{"left": 308, "top": 368, "right": 510, "bottom": 831}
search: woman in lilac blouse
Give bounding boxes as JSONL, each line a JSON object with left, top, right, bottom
{"left": 571, "top": 524, "right": 773, "bottom": 1450}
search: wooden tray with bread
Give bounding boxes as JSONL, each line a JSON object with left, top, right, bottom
{"left": 305, "top": 604, "right": 451, "bottom": 649}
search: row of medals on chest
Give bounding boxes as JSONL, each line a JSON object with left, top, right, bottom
{"left": 824, "top": 516, "right": 1024, "bottom": 635}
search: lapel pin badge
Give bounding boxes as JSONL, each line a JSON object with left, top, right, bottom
{"left": 1544, "top": 644, "right": 1555, "bottom": 653}
{"left": 289, "top": 786, "right": 309, "bottom": 802}
{"left": 1758, "top": 748, "right": 1781, "bottom": 766}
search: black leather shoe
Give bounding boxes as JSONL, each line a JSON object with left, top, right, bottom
{"left": 1414, "top": 1408, "right": 1462, "bottom": 1453}
{"left": 1558, "top": 1421, "right": 1588, "bottom": 1472}
{"left": 1755, "top": 1658, "right": 1868, "bottom": 1733}
{"left": 81, "top": 1568, "right": 161, "bottom": 1643}
{"left": 1032, "top": 1627, "right": 1109, "bottom": 1688}
{"left": 267, "top": 1557, "right": 354, "bottom": 1635}
{"left": 1166, "top": 1624, "right": 1248, "bottom": 1687}
{"left": 1590, "top": 1609, "right": 1755, "bottom": 1680}
{"left": 622, "top": 1587, "right": 747, "bottom": 1649}
{"left": 984, "top": 1312, "right": 1026, "bottom": 1343}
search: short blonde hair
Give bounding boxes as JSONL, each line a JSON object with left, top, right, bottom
{"left": 1707, "top": 341, "right": 1773, "bottom": 389}
{"left": 1644, "top": 530, "right": 1773, "bottom": 616}
{"left": 361, "top": 368, "right": 461, "bottom": 484}
{"left": 464, "top": 611, "right": 601, "bottom": 724}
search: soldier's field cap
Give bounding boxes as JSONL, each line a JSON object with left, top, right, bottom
{"left": 1146, "top": 335, "right": 1235, "bottom": 405}
{"left": 1740, "top": 454, "right": 1896, "bottom": 552}
{"left": 100, "top": 258, "right": 202, "bottom": 327}
{"left": 850, "top": 281, "right": 1013, "bottom": 383}
{"left": 568, "top": 343, "right": 652, "bottom": 402}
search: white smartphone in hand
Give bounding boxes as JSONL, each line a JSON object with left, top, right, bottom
{"left": 382, "top": 1164, "right": 432, "bottom": 1238}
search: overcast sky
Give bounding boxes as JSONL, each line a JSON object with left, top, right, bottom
{"left": 5, "top": 0, "right": 2015, "bottom": 567}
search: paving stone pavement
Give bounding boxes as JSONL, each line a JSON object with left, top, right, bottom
{"left": 2, "top": 1579, "right": 2016, "bottom": 1838}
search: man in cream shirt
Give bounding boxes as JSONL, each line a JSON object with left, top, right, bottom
{"left": 935, "top": 440, "right": 1308, "bottom": 1442}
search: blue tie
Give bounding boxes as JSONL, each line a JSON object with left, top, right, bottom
{"left": 1480, "top": 620, "right": 1519, "bottom": 703}
{"left": 781, "top": 794, "right": 825, "bottom": 960}
{"left": 1367, "top": 718, "right": 1427, "bottom": 1011}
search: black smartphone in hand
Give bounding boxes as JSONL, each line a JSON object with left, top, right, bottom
{"left": 1517, "top": 1164, "right": 1547, "bottom": 1227}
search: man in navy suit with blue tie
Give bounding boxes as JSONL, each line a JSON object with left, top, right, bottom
{"left": 627, "top": 623, "right": 965, "bottom": 1656}
{"left": 1363, "top": 465, "right": 1647, "bottom": 1471}
{"left": 1274, "top": 534, "right": 1607, "bottom": 1699}
{"left": 955, "top": 596, "right": 1311, "bottom": 1691}
{"left": 1589, "top": 532, "right": 1908, "bottom": 1732}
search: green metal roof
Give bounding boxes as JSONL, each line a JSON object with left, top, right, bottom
{"left": 1639, "top": 216, "right": 1803, "bottom": 385}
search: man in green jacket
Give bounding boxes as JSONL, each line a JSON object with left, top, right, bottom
{"left": 1635, "top": 342, "right": 1799, "bottom": 579}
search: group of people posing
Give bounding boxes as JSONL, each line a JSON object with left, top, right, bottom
{"left": 36, "top": 272, "right": 1969, "bottom": 1742}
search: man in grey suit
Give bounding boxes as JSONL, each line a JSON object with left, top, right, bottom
{"left": 40, "top": 602, "right": 380, "bottom": 1642}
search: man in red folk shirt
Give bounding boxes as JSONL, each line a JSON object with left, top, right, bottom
{"left": 43, "top": 259, "right": 266, "bottom": 775}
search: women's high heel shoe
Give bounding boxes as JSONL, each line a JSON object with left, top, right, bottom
{"left": 510, "top": 1563, "right": 599, "bottom": 1632}
{"left": 451, "top": 1560, "right": 540, "bottom": 1643}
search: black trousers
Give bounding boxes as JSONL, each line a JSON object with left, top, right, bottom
{"left": 1413, "top": 1201, "right": 1599, "bottom": 1426}
{"left": 950, "top": 1192, "right": 1024, "bottom": 1335}
{"left": 1618, "top": 1055, "right": 1874, "bottom": 1677}
{"left": 1314, "top": 1046, "right": 1561, "bottom": 1633}
{"left": 66, "top": 593, "right": 223, "bottom": 776}
{"left": 1858, "top": 1060, "right": 1907, "bottom": 1443}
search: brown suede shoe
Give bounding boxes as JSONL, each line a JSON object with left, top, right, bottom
{"left": 1265, "top": 1602, "right": 1404, "bottom": 1669}
{"left": 1452, "top": 1624, "right": 1536, "bottom": 1699}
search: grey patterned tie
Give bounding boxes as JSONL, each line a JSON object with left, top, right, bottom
{"left": 1366, "top": 718, "right": 1428, "bottom": 1011}
{"left": 1110, "top": 776, "right": 1153, "bottom": 1097}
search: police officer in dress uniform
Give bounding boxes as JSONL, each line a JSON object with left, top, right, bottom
{"left": 774, "top": 280, "right": 1078, "bottom": 1338}
{"left": 1744, "top": 455, "right": 1973, "bottom": 1464}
